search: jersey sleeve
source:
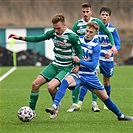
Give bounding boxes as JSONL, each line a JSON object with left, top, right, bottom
{"left": 112, "top": 28, "right": 121, "bottom": 50}
{"left": 79, "top": 43, "right": 101, "bottom": 69}
{"left": 92, "top": 18, "right": 115, "bottom": 46}
{"left": 25, "top": 29, "right": 54, "bottom": 42}
{"left": 69, "top": 34, "right": 83, "bottom": 61}
{"left": 72, "top": 21, "right": 78, "bottom": 34}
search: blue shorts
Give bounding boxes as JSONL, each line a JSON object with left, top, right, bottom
{"left": 99, "top": 61, "right": 114, "bottom": 77}
{"left": 68, "top": 73, "right": 104, "bottom": 92}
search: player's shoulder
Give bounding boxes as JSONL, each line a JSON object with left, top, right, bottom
{"left": 65, "top": 28, "right": 78, "bottom": 37}
{"left": 45, "top": 29, "right": 55, "bottom": 38}
{"left": 93, "top": 37, "right": 99, "bottom": 44}
{"left": 107, "top": 23, "right": 117, "bottom": 32}
{"left": 79, "top": 35, "right": 84, "bottom": 41}
{"left": 107, "top": 23, "right": 116, "bottom": 28}
{"left": 77, "top": 18, "right": 84, "bottom": 22}
{"left": 66, "top": 28, "right": 76, "bottom": 34}
{"left": 79, "top": 35, "right": 84, "bottom": 39}
{"left": 91, "top": 18, "right": 104, "bottom": 27}
{"left": 90, "top": 37, "right": 100, "bottom": 47}
{"left": 74, "top": 18, "right": 84, "bottom": 24}
{"left": 91, "top": 18, "right": 102, "bottom": 23}
{"left": 46, "top": 29, "right": 55, "bottom": 35}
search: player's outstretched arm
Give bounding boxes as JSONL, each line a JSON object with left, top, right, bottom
{"left": 8, "top": 34, "right": 25, "bottom": 40}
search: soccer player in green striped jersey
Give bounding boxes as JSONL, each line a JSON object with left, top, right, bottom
{"left": 67, "top": 3, "right": 117, "bottom": 113}
{"left": 8, "top": 13, "right": 83, "bottom": 119}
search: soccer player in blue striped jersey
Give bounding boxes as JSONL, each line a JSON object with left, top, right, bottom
{"left": 77, "top": 7, "right": 121, "bottom": 111}
{"left": 67, "top": 3, "right": 100, "bottom": 112}
{"left": 99, "top": 7, "right": 121, "bottom": 109}
{"left": 45, "top": 22, "right": 133, "bottom": 121}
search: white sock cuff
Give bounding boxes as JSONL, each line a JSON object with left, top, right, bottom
{"left": 52, "top": 104, "right": 57, "bottom": 109}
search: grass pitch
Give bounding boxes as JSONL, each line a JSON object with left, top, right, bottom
{"left": 0, "top": 66, "right": 133, "bottom": 133}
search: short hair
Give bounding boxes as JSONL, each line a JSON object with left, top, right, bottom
{"left": 87, "top": 22, "right": 99, "bottom": 32}
{"left": 52, "top": 13, "right": 65, "bottom": 24}
{"left": 99, "top": 7, "right": 111, "bottom": 16}
{"left": 81, "top": 3, "right": 91, "bottom": 8}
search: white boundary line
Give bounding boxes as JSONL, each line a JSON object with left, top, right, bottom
{"left": 0, "top": 66, "right": 17, "bottom": 82}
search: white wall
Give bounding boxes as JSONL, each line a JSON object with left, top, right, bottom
{"left": 5, "top": 28, "right": 55, "bottom": 60}
{"left": 44, "top": 28, "right": 54, "bottom": 60}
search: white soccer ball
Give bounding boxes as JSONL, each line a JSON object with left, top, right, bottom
{"left": 35, "top": 62, "right": 42, "bottom": 67}
{"left": 18, "top": 106, "right": 33, "bottom": 122}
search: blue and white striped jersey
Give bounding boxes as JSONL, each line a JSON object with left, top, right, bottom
{"left": 78, "top": 36, "right": 101, "bottom": 75}
{"left": 99, "top": 23, "right": 121, "bottom": 62}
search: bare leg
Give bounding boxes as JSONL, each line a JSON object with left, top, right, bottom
{"left": 47, "top": 78, "right": 60, "bottom": 101}
{"left": 30, "top": 75, "right": 47, "bottom": 110}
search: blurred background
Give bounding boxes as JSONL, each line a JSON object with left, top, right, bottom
{"left": 0, "top": 0, "right": 133, "bottom": 66}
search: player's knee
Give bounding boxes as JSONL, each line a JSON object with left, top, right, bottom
{"left": 32, "top": 81, "right": 39, "bottom": 91}
{"left": 47, "top": 82, "right": 54, "bottom": 91}
{"left": 103, "top": 80, "right": 110, "bottom": 86}
{"left": 48, "top": 83, "right": 57, "bottom": 93}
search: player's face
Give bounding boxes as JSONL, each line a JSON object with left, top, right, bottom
{"left": 81, "top": 7, "right": 92, "bottom": 22}
{"left": 85, "top": 26, "right": 97, "bottom": 40}
{"left": 53, "top": 21, "right": 66, "bottom": 35}
{"left": 100, "top": 11, "right": 110, "bottom": 25}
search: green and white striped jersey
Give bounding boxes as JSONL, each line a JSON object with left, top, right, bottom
{"left": 72, "top": 17, "right": 115, "bottom": 46}
{"left": 25, "top": 28, "right": 83, "bottom": 67}
{"left": 72, "top": 17, "right": 94, "bottom": 36}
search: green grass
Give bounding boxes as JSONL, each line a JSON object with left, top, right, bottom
{"left": 0, "top": 66, "right": 133, "bottom": 133}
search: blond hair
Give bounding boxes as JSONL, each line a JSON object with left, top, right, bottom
{"left": 87, "top": 22, "right": 99, "bottom": 32}
{"left": 52, "top": 13, "right": 65, "bottom": 24}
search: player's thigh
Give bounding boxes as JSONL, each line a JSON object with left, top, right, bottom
{"left": 85, "top": 74, "right": 104, "bottom": 92}
{"left": 33, "top": 75, "right": 47, "bottom": 87}
{"left": 68, "top": 74, "right": 82, "bottom": 90}
{"left": 55, "top": 69, "right": 71, "bottom": 82}
{"left": 48, "top": 78, "right": 60, "bottom": 89}
{"left": 40, "top": 63, "right": 57, "bottom": 81}
{"left": 100, "top": 61, "right": 114, "bottom": 77}
{"left": 65, "top": 75, "right": 77, "bottom": 87}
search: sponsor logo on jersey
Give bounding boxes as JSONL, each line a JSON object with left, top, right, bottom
{"left": 53, "top": 39, "right": 65, "bottom": 46}
{"left": 58, "top": 41, "right": 65, "bottom": 46}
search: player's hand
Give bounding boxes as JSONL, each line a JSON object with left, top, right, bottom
{"left": 113, "top": 50, "right": 118, "bottom": 56}
{"left": 111, "top": 46, "right": 118, "bottom": 56}
{"left": 8, "top": 34, "right": 19, "bottom": 39}
{"left": 72, "top": 56, "right": 79, "bottom": 63}
{"left": 111, "top": 46, "right": 117, "bottom": 54}
{"left": 105, "top": 50, "right": 112, "bottom": 59}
